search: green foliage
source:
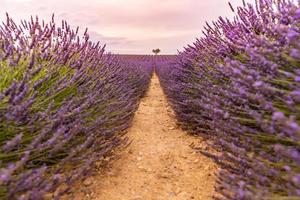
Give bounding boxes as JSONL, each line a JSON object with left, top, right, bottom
{"left": 152, "top": 48, "right": 161, "bottom": 55}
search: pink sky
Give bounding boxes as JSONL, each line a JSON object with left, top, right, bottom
{"left": 1, "top": 0, "right": 254, "bottom": 54}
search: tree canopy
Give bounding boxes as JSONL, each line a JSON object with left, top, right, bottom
{"left": 152, "top": 48, "right": 161, "bottom": 55}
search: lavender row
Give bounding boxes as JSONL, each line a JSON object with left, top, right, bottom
{"left": 0, "top": 15, "right": 152, "bottom": 199}
{"left": 157, "top": 0, "right": 300, "bottom": 199}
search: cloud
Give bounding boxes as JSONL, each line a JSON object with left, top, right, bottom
{"left": 0, "top": 0, "right": 256, "bottom": 54}
{"left": 88, "top": 31, "right": 129, "bottom": 45}
{"left": 8, "top": 0, "right": 32, "bottom": 2}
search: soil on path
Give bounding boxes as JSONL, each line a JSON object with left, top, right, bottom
{"left": 69, "top": 74, "right": 218, "bottom": 200}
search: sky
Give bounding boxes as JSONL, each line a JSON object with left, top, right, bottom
{"left": 1, "top": 0, "right": 255, "bottom": 54}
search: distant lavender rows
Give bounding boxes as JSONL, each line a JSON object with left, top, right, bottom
{"left": 157, "top": 0, "right": 300, "bottom": 199}
{"left": 0, "top": 15, "right": 153, "bottom": 199}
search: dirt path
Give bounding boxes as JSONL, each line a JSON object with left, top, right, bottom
{"left": 69, "top": 74, "right": 217, "bottom": 200}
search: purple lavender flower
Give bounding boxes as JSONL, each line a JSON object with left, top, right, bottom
{"left": 290, "top": 49, "right": 300, "bottom": 59}
{"left": 0, "top": 14, "right": 153, "bottom": 199}
{"left": 156, "top": 0, "right": 300, "bottom": 199}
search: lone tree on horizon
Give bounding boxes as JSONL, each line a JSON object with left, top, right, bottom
{"left": 152, "top": 48, "right": 161, "bottom": 55}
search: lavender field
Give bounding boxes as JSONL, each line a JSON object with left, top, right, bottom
{"left": 1, "top": 0, "right": 300, "bottom": 199}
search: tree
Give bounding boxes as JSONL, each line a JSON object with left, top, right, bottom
{"left": 152, "top": 48, "right": 161, "bottom": 55}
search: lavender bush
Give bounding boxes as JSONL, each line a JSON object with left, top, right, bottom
{"left": 157, "top": 0, "right": 300, "bottom": 199}
{"left": 0, "top": 15, "right": 152, "bottom": 199}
